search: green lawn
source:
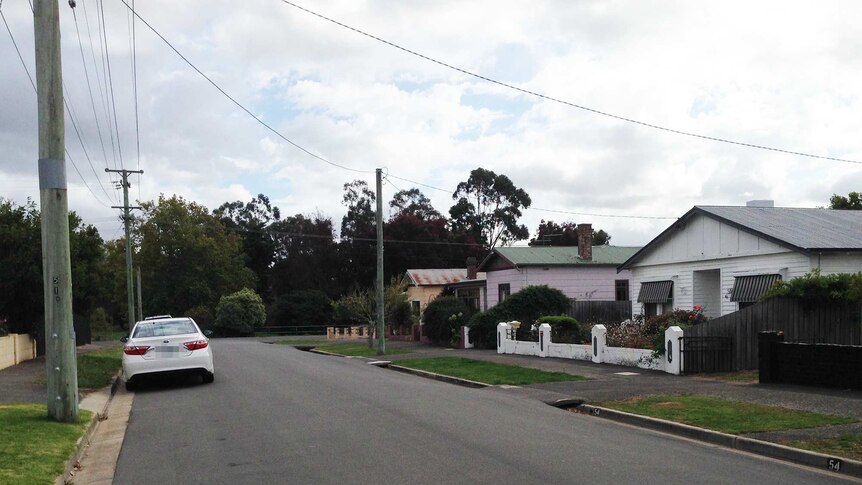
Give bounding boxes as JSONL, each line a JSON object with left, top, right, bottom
{"left": 77, "top": 347, "right": 123, "bottom": 389}
{"left": 277, "top": 339, "right": 410, "bottom": 357}
{"left": 395, "top": 357, "right": 585, "bottom": 385}
{"left": 788, "top": 434, "right": 862, "bottom": 461}
{"left": 599, "top": 395, "right": 856, "bottom": 434}
{"left": 0, "top": 404, "right": 92, "bottom": 485}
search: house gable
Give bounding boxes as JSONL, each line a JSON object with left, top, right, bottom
{"left": 627, "top": 212, "right": 792, "bottom": 268}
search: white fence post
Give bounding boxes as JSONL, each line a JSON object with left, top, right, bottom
{"left": 665, "top": 326, "right": 684, "bottom": 375}
{"left": 461, "top": 326, "right": 474, "bottom": 349}
{"left": 497, "top": 322, "right": 510, "bottom": 354}
{"left": 591, "top": 324, "right": 606, "bottom": 363}
{"left": 538, "top": 323, "right": 551, "bottom": 358}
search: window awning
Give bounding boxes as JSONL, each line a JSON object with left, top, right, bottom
{"left": 730, "top": 274, "right": 782, "bottom": 302}
{"left": 637, "top": 281, "right": 673, "bottom": 303}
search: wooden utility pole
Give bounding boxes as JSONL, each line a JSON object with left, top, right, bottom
{"left": 106, "top": 168, "right": 143, "bottom": 329}
{"left": 136, "top": 266, "right": 143, "bottom": 322}
{"left": 34, "top": 0, "right": 78, "bottom": 421}
{"left": 375, "top": 168, "right": 385, "bottom": 355}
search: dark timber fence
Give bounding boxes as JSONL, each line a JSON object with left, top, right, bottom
{"left": 568, "top": 300, "right": 631, "bottom": 324}
{"left": 684, "top": 297, "right": 862, "bottom": 370}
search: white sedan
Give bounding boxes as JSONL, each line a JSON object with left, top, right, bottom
{"left": 121, "top": 316, "right": 214, "bottom": 391}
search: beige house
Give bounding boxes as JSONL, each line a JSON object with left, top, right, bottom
{"left": 405, "top": 268, "right": 486, "bottom": 318}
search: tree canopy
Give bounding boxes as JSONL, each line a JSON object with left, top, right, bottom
{"left": 830, "top": 192, "right": 862, "bottom": 210}
{"left": 529, "top": 220, "right": 611, "bottom": 247}
{"left": 449, "top": 167, "right": 531, "bottom": 248}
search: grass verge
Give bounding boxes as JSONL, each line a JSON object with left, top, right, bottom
{"left": 77, "top": 347, "right": 123, "bottom": 389}
{"left": 0, "top": 404, "right": 92, "bottom": 485}
{"left": 395, "top": 357, "right": 585, "bottom": 385}
{"left": 277, "top": 339, "right": 410, "bottom": 357}
{"left": 599, "top": 395, "right": 856, "bottom": 434}
{"left": 787, "top": 435, "right": 862, "bottom": 461}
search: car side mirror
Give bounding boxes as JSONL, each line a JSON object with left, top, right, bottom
{"left": 120, "top": 336, "right": 129, "bottom": 343}
{"left": 204, "top": 330, "right": 213, "bottom": 337}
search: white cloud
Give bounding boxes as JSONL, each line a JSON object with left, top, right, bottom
{"left": 1, "top": 0, "right": 860, "bottom": 249}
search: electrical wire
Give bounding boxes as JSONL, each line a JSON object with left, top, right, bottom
{"left": 130, "top": 0, "right": 142, "bottom": 201}
{"left": 278, "top": 0, "right": 860, "bottom": 165}
{"left": 100, "top": 0, "right": 125, "bottom": 170}
{"left": 1, "top": 3, "right": 111, "bottom": 208}
{"left": 72, "top": 6, "right": 114, "bottom": 192}
{"left": 118, "top": 0, "right": 373, "bottom": 175}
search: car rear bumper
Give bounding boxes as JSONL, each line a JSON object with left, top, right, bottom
{"left": 123, "top": 350, "right": 214, "bottom": 382}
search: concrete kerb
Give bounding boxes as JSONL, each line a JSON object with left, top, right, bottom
{"left": 577, "top": 404, "right": 862, "bottom": 479}
{"left": 55, "top": 370, "right": 123, "bottom": 485}
{"left": 386, "top": 364, "right": 489, "bottom": 389}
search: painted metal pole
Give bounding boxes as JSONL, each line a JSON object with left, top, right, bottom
{"left": 375, "top": 168, "right": 385, "bottom": 355}
{"left": 35, "top": 0, "right": 78, "bottom": 421}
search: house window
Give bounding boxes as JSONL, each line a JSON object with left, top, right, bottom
{"left": 498, "top": 283, "right": 511, "bottom": 303}
{"left": 730, "top": 274, "right": 782, "bottom": 309}
{"left": 456, "top": 288, "right": 481, "bottom": 310}
{"left": 411, "top": 301, "right": 421, "bottom": 316}
{"left": 637, "top": 280, "right": 673, "bottom": 318}
{"left": 615, "top": 280, "right": 630, "bottom": 302}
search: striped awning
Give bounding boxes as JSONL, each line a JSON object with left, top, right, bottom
{"left": 637, "top": 281, "right": 673, "bottom": 303}
{"left": 730, "top": 274, "right": 782, "bottom": 302}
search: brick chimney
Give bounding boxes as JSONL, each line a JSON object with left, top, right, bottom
{"left": 466, "top": 257, "right": 478, "bottom": 280}
{"left": 577, "top": 224, "right": 592, "bottom": 261}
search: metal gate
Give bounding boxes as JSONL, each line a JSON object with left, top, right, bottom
{"left": 679, "top": 337, "right": 733, "bottom": 374}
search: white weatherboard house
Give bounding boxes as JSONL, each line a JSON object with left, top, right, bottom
{"left": 478, "top": 225, "right": 640, "bottom": 308}
{"left": 618, "top": 203, "right": 862, "bottom": 319}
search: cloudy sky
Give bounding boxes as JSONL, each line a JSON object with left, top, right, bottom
{"left": 2, "top": 0, "right": 861, "bottom": 246}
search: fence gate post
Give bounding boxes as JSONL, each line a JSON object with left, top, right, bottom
{"left": 497, "top": 323, "right": 510, "bottom": 354}
{"left": 665, "top": 326, "right": 684, "bottom": 375}
{"left": 538, "top": 323, "right": 551, "bottom": 357}
{"left": 591, "top": 324, "right": 606, "bottom": 363}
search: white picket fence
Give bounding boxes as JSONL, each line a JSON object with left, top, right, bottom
{"left": 496, "top": 322, "right": 684, "bottom": 375}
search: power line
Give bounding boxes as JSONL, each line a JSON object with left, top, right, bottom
{"left": 85, "top": 0, "right": 120, "bottom": 179}
{"left": 278, "top": 0, "right": 860, "bottom": 166}
{"left": 118, "top": 0, "right": 373, "bottom": 175}
{"left": 1, "top": 3, "right": 111, "bottom": 208}
{"left": 71, "top": 6, "right": 115, "bottom": 195}
{"left": 100, "top": 0, "right": 126, "bottom": 171}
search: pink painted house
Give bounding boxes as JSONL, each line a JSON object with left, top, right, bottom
{"left": 477, "top": 225, "right": 640, "bottom": 309}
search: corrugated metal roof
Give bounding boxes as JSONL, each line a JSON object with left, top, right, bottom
{"left": 492, "top": 246, "right": 641, "bottom": 267}
{"left": 637, "top": 281, "right": 673, "bottom": 303}
{"left": 730, "top": 274, "right": 781, "bottom": 302}
{"left": 697, "top": 206, "right": 862, "bottom": 250}
{"left": 405, "top": 269, "right": 486, "bottom": 286}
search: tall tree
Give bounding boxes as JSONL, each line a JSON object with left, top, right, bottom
{"left": 269, "top": 212, "right": 341, "bottom": 297}
{"left": 449, "top": 168, "right": 532, "bottom": 248}
{"left": 529, "top": 220, "right": 611, "bottom": 246}
{"left": 214, "top": 194, "right": 281, "bottom": 299}
{"left": 0, "top": 199, "right": 107, "bottom": 335}
{"left": 389, "top": 188, "right": 441, "bottom": 220}
{"left": 133, "top": 195, "right": 255, "bottom": 318}
{"left": 339, "top": 180, "right": 377, "bottom": 291}
{"left": 830, "top": 192, "right": 862, "bottom": 210}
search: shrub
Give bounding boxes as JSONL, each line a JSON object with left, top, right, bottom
{"left": 214, "top": 288, "right": 266, "bottom": 337}
{"left": 763, "top": 271, "right": 862, "bottom": 306}
{"left": 89, "top": 307, "right": 113, "bottom": 341}
{"left": 422, "top": 296, "right": 469, "bottom": 345}
{"left": 268, "top": 290, "right": 333, "bottom": 327}
{"left": 537, "top": 315, "right": 587, "bottom": 344}
{"left": 0, "top": 318, "right": 8, "bottom": 337}
{"left": 468, "top": 285, "right": 570, "bottom": 348}
{"left": 605, "top": 315, "right": 651, "bottom": 349}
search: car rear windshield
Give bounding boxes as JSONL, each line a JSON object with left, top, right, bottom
{"left": 133, "top": 320, "right": 198, "bottom": 338}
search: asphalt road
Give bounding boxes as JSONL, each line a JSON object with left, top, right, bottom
{"left": 114, "top": 339, "right": 853, "bottom": 485}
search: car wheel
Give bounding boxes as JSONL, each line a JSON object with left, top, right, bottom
{"left": 125, "top": 380, "right": 137, "bottom": 391}
{"left": 202, "top": 371, "right": 215, "bottom": 384}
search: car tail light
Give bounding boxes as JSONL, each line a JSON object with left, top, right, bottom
{"left": 183, "top": 340, "right": 208, "bottom": 351}
{"left": 124, "top": 345, "right": 151, "bottom": 356}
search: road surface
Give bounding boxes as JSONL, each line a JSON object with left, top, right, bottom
{"left": 114, "top": 339, "right": 852, "bottom": 484}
